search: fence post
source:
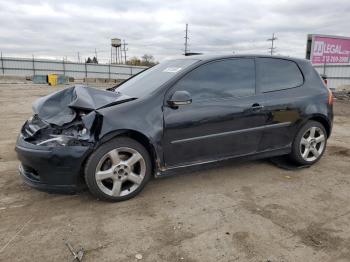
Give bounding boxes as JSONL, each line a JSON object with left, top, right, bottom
{"left": 62, "top": 58, "right": 66, "bottom": 76}
{"left": 0, "top": 52, "right": 4, "bottom": 75}
{"left": 108, "top": 62, "right": 111, "bottom": 80}
{"left": 130, "top": 66, "right": 133, "bottom": 76}
{"left": 84, "top": 60, "right": 87, "bottom": 81}
{"left": 32, "top": 55, "right": 36, "bottom": 76}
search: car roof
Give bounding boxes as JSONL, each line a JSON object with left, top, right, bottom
{"left": 173, "top": 54, "right": 309, "bottom": 64}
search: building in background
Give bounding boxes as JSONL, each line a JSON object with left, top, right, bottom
{"left": 306, "top": 34, "right": 350, "bottom": 91}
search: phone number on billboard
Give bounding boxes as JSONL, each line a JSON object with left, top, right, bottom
{"left": 322, "top": 56, "right": 349, "bottom": 63}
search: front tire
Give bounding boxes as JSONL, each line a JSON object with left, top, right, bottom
{"left": 84, "top": 137, "right": 152, "bottom": 202}
{"left": 290, "top": 121, "right": 327, "bottom": 166}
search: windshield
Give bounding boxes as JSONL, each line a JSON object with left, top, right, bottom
{"left": 116, "top": 59, "right": 199, "bottom": 97}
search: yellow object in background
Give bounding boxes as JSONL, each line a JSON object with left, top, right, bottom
{"left": 48, "top": 74, "right": 58, "bottom": 86}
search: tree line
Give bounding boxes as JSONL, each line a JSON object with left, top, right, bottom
{"left": 85, "top": 54, "right": 157, "bottom": 66}
{"left": 126, "top": 54, "right": 158, "bottom": 66}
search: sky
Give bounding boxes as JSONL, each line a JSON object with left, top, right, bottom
{"left": 0, "top": 0, "right": 349, "bottom": 63}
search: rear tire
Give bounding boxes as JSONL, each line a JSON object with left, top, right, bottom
{"left": 290, "top": 121, "right": 327, "bottom": 166}
{"left": 84, "top": 137, "right": 152, "bottom": 202}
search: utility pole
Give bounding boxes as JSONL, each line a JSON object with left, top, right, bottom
{"left": 121, "top": 40, "right": 128, "bottom": 64}
{"left": 267, "top": 33, "right": 278, "bottom": 55}
{"left": 94, "top": 48, "right": 98, "bottom": 61}
{"left": 184, "top": 23, "right": 189, "bottom": 55}
{"left": 77, "top": 52, "right": 80, "bottom": 63}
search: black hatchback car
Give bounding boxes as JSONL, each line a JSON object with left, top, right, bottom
{"left": 16, "top": 55, "right": 333, "bottom": 201}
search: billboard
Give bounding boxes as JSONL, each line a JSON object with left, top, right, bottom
{"left": 307, "top": 34, "right": 350, "bottom": 64}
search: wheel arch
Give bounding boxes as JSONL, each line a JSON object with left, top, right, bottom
{"left": 307, "top": 114, "right": 331, "bottom": 138}
{"left": 96, "top": 129, "right": 160, "bottom": 175}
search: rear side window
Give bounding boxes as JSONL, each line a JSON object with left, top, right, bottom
{"left": 257, "top": 58, "right": 303, "bottom": 92}
{"left": 172, "top": 58, "right": 255, "bottom": 101}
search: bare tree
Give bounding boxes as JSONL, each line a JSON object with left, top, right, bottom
{"left": 141, "top": 54, "right": 155, "bottom": 66}
{"left": 127, "top": 55, "right": 158, "bottom": 66}
{"left": 126, "top": 56, "right": 142, "bottom": 66}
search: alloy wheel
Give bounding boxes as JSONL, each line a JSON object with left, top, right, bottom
{"left": 300, "top": 126, "right": 326, "bottom": 162}
{"left": 95, "top": 147, "right": 146, "bottom": 197}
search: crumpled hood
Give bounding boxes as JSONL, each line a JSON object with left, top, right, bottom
{"left": 32, "top": 85, "right": 135, "bottom": 126}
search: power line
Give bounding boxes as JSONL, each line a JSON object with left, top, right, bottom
{"left": 267, "top": 33, "right": 278, "bottom": 55}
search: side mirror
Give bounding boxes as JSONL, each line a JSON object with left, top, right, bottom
{"left": 167, "top": 91, "right": 192, "bottom": 107}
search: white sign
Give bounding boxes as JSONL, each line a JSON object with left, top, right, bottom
{"left": 163, "top": 67, "right": 182, "bottom": 73}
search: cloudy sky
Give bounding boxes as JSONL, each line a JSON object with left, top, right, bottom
{"left": 0, "top": 0, "right": 349, "bottom": 63}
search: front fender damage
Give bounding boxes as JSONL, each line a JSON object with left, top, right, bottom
{"left": 81, "top": 111, "right": 104, "bottom": 142}
{"left": 22, "top": 112, "right": 99, "bottom": 147}
{"left": 22, "top": 85, "right": 135, "bottom": 147}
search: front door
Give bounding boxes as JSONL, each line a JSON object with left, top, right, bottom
{"left": 162, "top": 58, "right": 266, "bottom": 167}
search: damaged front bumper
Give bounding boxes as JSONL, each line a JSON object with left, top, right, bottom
{"left": 15, "top": 134, "right": 93, "bottom": 193}
{"left": 14, "top": 85, "right": 134, "bottom": 193}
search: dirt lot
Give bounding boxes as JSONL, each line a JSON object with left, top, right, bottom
{"left": 0, "top": 83, "right": 349, "bottom": 262}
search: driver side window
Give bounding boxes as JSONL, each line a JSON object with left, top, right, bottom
{"left": 172, "top": 58, "right": 255, "bottom": 102}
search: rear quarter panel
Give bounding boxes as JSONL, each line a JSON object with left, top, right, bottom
{"left": 258, "top": 59, "right": 332, "bottom": 151}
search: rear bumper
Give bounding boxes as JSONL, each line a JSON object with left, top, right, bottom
{"left": 328, "top": 105, "right": 334, "bottom": 137}
{"left": 15, "top": 135, "right": 92, "bottom": 193}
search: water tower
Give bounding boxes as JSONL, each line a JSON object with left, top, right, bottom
{"left": 111, "top": 38, "right": 122, "bottom": 64}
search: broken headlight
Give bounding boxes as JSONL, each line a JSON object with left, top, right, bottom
{"left": 35, "top": 126, "right": 89, "bottom": 146}
{"left": 23, "top": 112, "right": 93, "bottom": 147}
{"left": 36, "top": 135, "right": 75, "bottom": 146}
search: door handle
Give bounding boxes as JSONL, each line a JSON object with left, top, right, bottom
{"left": 251, "top": 103, "right": 264, "bottom": 111}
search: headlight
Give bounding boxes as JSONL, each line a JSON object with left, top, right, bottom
{"left": 24, "top": 114, "right": 90, "bottom": 146}
{"left": 36, "top": 135, "right": 73, "bottom": 146}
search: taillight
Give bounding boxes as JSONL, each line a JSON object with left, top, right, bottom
{"left": 327, "top": 87, "right": 333, "bottom": 105}
{"left": 321, "top": 74, "right": 332, "bottom": 105}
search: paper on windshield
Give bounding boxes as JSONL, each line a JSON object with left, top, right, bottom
{"left": 163, "top": 67, "right": 182, "bottom": 73}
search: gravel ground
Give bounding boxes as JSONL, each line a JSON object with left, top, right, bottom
{"left": 0, "top": 83, "right": 349, "bottom": 262}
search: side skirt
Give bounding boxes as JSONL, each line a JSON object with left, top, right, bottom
{"left": 155, "top": 146, "right": 291, "bottom": 177}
